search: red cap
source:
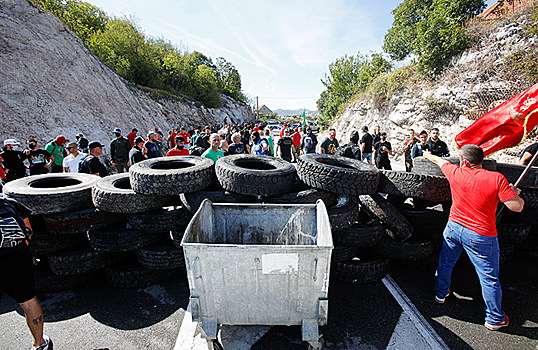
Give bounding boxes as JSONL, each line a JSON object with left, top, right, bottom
{"left": 55, "top": 135, "right": 66, "bottom": 145}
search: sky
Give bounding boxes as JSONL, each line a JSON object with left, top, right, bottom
{"left": 85, "top": 0, "right": 498, "bottom": 111}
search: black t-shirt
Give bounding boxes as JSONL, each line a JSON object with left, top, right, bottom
{"left": 525, "top": 142, "right": 538, "bottom": 156}
{"left": 427, "top": 139, "right": 450, "bottom": 157}
{"left": 0, "top": 150, "right": 27, "bottom": 178}
{"left": 79, "top": 155, "right": 108, "bottom": 177}
{"left": 0, "top": 197, "right": 31, "bottom": 254}
{"left": 78, "top": 137, "right": 89, "bottom": 150}
{"left": 277, "top": 136, "right": 294, "bottom": 160}
{"left": 361, "top": 133, "right": 373, "bottom": 153}
{"left": 374, "top": 141, "right": 392, "bottom": 161}
{"left": 228, "top": 143, "right": 248, "bottom": 155}
{"left": 129, "top": 147, "right": 146, "bottom": 165}
{"left": 27, "top": 149, "right": 51, "bottom": 175}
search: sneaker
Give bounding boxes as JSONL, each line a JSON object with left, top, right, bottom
{"left": 485, "top": 315, "right": 509, "bottom": 331}
{"left": 435, "top": 290, "right": 450, "bottom": 304}
{"left": 32, "top": 335, "right": 53, "bottom": 350}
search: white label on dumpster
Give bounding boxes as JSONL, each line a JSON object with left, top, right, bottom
{"left": 262, "top": 254, "right": 299, "bottom": 274}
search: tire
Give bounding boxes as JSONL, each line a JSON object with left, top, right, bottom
{"left": 519, "top": 188, "right": 538, "bottom": 209}
{"left": 105, "top": 259, "right": 176, "bottom": 288}
{"left": 29, "top": 231, "right": 88, "bottom": 256}
{"left": 215, "top": 154, "right": 296, "bottom": 196}
{"left": 501, "top": 207, "right": 538, "bottom": 225}
{"left": 358, "top": 194, "right": 413, "bottom": 241}
{"left": 47, "top": 249, "right": 124, "bottom": 276}
{"left": 378, "top": 170, "right": 451, "bottom": 202}
{"left": 43, "top": 208, "right": 124, "bottom": 235}
{"left": 332, "top": 221, "right": 384, "bottom": 247}
{"left": 296, "top": 154, "right": 380, "bottom": 196}
{"left": 413, "top": 157, "right": 497, "bottom": 176}
{"left": 329, "top": 196, "right": 359, "bottom": 231}
{"left": 375, "top": 235, "right": 435, "bottom": 261}
{"left": 180, "top": 190, "right": 258, "bottom": 213}
{"left": 267, "top": 188, "right": 339, "bottom": 207}
{"left": 333, "top": 250, "right": 390, "bottom": 284}
{"left": 129, "top": 156, "right": 215, "bottom": 195}
{"left": 171, "top": 230, "right": 184, "bottom": 249}
{"left": 331, "top": 246, "right": 359, "bottom": 263}
{"left": 136, "top": 241, "right": 186, "bottom": 270}
{"left": 92, "top": 173, "right": 179, "bottom": 213}
{"left": 2, "top": 173, "right": 99, "bottom": 215}
{"left": 398, "top": 204, "right": 449, "bottom": 232}
{"left": 497, "top": 223, "right": 531, "bottom": 245}
{"left": 495, "top": 163, "right": 538, "bottom": 189}
{"left": 34, "top": 264, "right": 97, "bottom": 293}
{"left": 127, "top": 207, "right": 193, "bottom": 233}
{"left": 88, "top": 227, "right": 166, "bottom": 252}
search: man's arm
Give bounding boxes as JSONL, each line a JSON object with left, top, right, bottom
{"left": 519, "top": 151, "right": 533, "bottom": 165}
{"left": 423, "top": 151, "right": 449, "bottom": 168}
{"left": 503, "top": 185, "right": 525, "bottom": 212}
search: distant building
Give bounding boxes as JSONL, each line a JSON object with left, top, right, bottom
{"left": 254, "top": 105, "right": 273, "bottom": 117}
{"left": 478, "top": 0, "right": 536, "bottom": 21}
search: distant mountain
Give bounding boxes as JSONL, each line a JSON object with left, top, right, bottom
{"left": 274, "top": 109, "right": 320, "bottom": 118}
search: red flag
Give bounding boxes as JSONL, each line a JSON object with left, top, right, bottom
{"left": 455, "top": 83, "right": 538, "bottom": 156}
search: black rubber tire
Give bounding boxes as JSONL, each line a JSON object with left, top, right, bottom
{"left": 398, "top": 204, "right": 449, "bottom": 232}
{"left": 88, "top": 227, "right": 166, "bottom": 252}
{"left": 333, "top": 250, "right": 390, "bottom": 284}
{"left": 43, "top": 208, "right": 124, "bottom": 235}
{"left": 329, "top": 196, "right": 360, "bottom": 231}
{"left": 2, "top": 173, "right": 99, "bottom": 215}
{"left": 180, "top": 190, "right": 258, "bottom": 213}
{"left": 495, "top": 163, "right": 538, "bottom": 189}
{"left": 332, "top": 221, "right": 385, "bottom": 247}
{"left": 296, "top": 154, "right": 380, "bottom": 196}
{"left": 129, "top": 156, "right": 215, "bottom": 195}
{"left": 92, "top": 173, "right": 179, "bottom": 213}
{"left": 501, "top": 207, "right": 538, "bottom": 225}
{"left": 500, "top": 244, "right": 516, "bottom": 265}
{"left": 215, "top": 154, "right": 296, "bottom": 196}
{"left": 497, "top": 223, "right": 531, "bottom": 245}
{"left": 413, "top": 157, "right": 497, "bottom": 176}
{"left": 519, "top": 188, "right": 538, "bottom": 209}
{"left": 127, "top": 207, "right": 193, "bottom": 233}
{"left": 375, "top": 235, "right": 435, "bottom": 261}
{"left": 34, "top": 264, "right": 97, "bottom": 293}
{"left": 267, "top": 188, "right": 339, "bottom": 207}
{"left": 105, "top": 259, "right": 176, "bottom": 289}
{"left": 171, "top": 230, "right": 184, "bottom": 249}
{"left": 47, "top": 249, "right": 124, "bottom": 276}
{"left": 358, "top": 194, "right": 413, "bottom": 241}
{"left": 136, "top": 241, "right": 186, "bottom": 270}
{"left": 378, "top": 170, "right": 451, "bottom": 202}
{"left": 331, "top": 246, "right": 359, "bottom": 263}
{"left": 29, "top": 231, "right": 88, "bottom": 257}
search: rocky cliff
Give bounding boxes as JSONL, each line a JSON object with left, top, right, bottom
{"left": 332, "top": 11, "right": 537, "bottom": 164}
{"left": 0, "top": 0, "right": 253, "bottom": 149}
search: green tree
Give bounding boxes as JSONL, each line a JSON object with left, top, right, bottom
{"left": 215, "top": 57, "right": 242, "bottom": 100}
{"left": 383, "top": 0, "right": 486, "bottom": 76}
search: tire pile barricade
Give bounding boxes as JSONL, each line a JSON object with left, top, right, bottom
{"left": 2, "top": 154, "right": 537, "bottom": 292}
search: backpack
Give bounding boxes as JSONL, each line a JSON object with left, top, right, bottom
{"left": 78, "top": 154, "right": 93, "bottom": 174}
{"left": 304, "top": 136, "right": 313, "bottom": 152}
{"left": 0, "top": 197, "right": 31, "bottom": 250}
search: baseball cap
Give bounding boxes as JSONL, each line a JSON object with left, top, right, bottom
{"left": 362, "top": 126, "right": 369, "bottom": 132}
{"left": 381, "top": 131, "right": 387, "bottom": 135}
{"left": 113, "top": 128, "right": 121, "bottom": 133}
{"left": 3, "top": 139, "right": 19, "bottom": 146}
{"left": 88, "top": 141, "right": 105, "bottom": 150}
{"left": 134, "top": 136, "right": 145, "bottom": 144}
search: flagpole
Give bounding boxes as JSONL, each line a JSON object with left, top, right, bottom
{"left": 496, "top": 151, "right": 538, "bottom": 221}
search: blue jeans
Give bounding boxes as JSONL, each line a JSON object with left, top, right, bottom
{"left": 362, "top": 153, "right": 372, "bottom": 162}
{"left": 435, "top": 220, "right": 505, "bottom": 325}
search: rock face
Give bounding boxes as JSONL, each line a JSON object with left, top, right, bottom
{"left": 0, "top": 0, "right": 253, "bottom": 149}
{"left": 332, "top": 14, "right": 536, "bottom": 164}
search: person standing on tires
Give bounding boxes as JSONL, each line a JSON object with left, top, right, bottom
{"left": 373, "top": 132, "right": 393, "bottom": 170}
{"left": 0, "top": 197, "right": 53, "bottom": 350}
{"left": 423, "top": 145, "right": 524, "bottom": 331}
{"left": 320, "top": 129, "right": 339, "bottom": 155}
{"left": 110, "top": 128, "right": 132, "bottom": 173}
{"left": 360, "top": 126, "right": 374, "bottom": 164}
{"left": 78, "top": 141, "right": 109, "bottom": 177}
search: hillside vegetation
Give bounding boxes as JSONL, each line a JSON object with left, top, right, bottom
{"left": 31, "top": 0, "right": 245, "bottom": 108}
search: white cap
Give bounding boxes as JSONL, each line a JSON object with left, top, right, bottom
{"left": 3, "top": 139, "right": 19, "bottom": 146}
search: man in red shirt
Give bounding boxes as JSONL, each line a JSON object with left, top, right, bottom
{"left": 127, "top": 128, "right": 138, "bottom": 147}
{"left": 166, "top": 136, "right": 189, "bottom": 156}
{"left": 424, "top": 145, "right": 524, "bottom": 331}
{"left": 291, "top": 128, "right": 302, "bottom": 162}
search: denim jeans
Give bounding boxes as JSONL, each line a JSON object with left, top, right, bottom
{"left": 435, "top": 220, "right": 505, "bottom": 325}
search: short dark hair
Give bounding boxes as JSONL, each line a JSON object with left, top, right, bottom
{"left": 460, "top": 144, "right": 484, "bottom": 166}
{"left": 419, "top": 130, "right": 428, "bottom": 137}
{"left": 431, "top": 127, "right": 439, "bottom": 132}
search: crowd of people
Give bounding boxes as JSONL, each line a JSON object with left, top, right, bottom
{"left": 0, "top": 122, "right": 459, "bottom": 188}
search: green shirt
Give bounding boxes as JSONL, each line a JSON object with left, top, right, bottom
{"left": 202, "top": 148, "right": 224, "bottom": 162}
{"left": 45, "top": 141, "right": 65, "bottom": 166}
{"left": 321, "top": 138, "right": 339, "bottom": 154}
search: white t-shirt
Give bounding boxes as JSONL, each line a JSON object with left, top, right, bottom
{"left": 63, "top": 153, "right": 87, "bottom": 172}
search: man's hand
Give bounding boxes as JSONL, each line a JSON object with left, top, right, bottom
{"left": 510, "top": 184, "right": 521, "bottom": 196}
{"left": 423, "top": 150, "right": 449, "bottom": 168}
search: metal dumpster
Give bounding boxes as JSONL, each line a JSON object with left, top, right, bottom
{"left": 181, "top": 199, "right": 333, "bottom": 349}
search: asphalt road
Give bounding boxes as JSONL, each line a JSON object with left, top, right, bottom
{"left": 1, "top": 248, "right": 536, "bottom": 349}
